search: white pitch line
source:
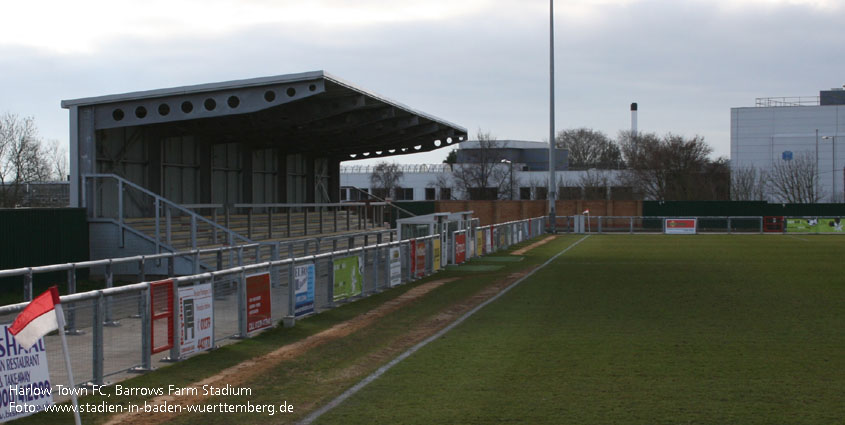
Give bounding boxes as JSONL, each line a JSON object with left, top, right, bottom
{"left": 298, "top": 234, "right": 591, "bottom": 425}
{"left": 786, "top": 235, "right": 811, "bottom": 242}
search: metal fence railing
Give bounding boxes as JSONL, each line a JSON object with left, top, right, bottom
{"left": 0, "top": 228, "right": 397, "bottom": 303}
{"left": 83, "top": 174, "right": 391, "bottom": 254}
{"left": 0, "top": 216, "right": 548, "bottom": 397}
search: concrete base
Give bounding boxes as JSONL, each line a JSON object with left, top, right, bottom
{"left": 282, "top": 315, "right": 296, "bottom": 328}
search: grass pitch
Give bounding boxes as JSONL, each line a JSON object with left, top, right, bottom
{"left": 318, "top": 235, "right": 845, "bottom": 424}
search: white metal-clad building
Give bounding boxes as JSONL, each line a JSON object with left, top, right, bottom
{"left": 731, "top": 88, "right": 845, "bottom": 202}
{"left": 340, "top": 139, "right": 628, "bottom": 201}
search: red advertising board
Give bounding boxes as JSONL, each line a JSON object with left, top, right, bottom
{"left": 455, "top": 233, "right": 466, "bottom": 264}
{"left": 246, "top": 273, "right": 272, "bottom": 333}
{"left": 150, "top": 279, "right": 174, "bottom": 354}
{"left": 763, "top": 216, "right": 784, "bottom": 233}
{"left": 415, "top": 240, "right": 426, "bottom": 277}
{"left": 664, "top": 218, "right": 697, "bottom": 234}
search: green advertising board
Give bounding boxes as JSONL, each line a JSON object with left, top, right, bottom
{"left": 333, "top": 255, "right": 363, "bottom": 301}
{"left": 785, "top": 218, "right": 844, "bottom": 233}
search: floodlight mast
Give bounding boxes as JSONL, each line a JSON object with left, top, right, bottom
{"left": 548, "top": 0, "right": 557, "bottom": 233}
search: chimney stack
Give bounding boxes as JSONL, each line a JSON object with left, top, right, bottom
{"left": 630, "top": 102, "right": 638, "bottom": 137}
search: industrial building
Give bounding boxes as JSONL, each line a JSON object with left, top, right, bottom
{"left": 731, "top": 87, "right": 845, "bottom": 202}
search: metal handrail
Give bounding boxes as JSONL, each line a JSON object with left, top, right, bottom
{"left": 181, "top": 202, "right": 390, "bottom": 209}
{"left": 346, "top": 186, "right": 417, "bottom": 218}
{"left": 0, "top": 227, "right": 398, "bottom": 300}
{"left": 83, "top": 173, "right": 253, "bottom": 245}
{"left": 0, "top": 233, "right": 439, "bottom": 315}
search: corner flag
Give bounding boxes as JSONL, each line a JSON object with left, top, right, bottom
{"left": 9, "top": 286, "right": 82, "bottom": 425}
{"left": 9, "top": 286, "right": 60, "bottom": 348}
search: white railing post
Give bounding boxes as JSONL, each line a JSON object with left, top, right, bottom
{"left": 155, "top": 198, "right": 161, "bottom": 254}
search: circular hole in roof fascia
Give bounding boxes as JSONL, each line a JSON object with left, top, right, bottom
{"left": 414, "top": 145, "right": 422, "bottom": 150}
{"left": 375, "top": 151, "right": 383, "bottom": 155}
{"left": 434, "top": 140, "right": 441, "bottom": 147}
{"left": 112, "top": 109, "right": 125, "bottom": 121}
{"left": 388, "top": 149, "right": 396, "bottom": 153}
{"left": 362, "top": 152, "right": 370, "bottom": 157}
{"left": 135, "top": 106, "right": 147, "bottom": 119}
{"left": 401, "top": 148, "right": 408, "bottom": 152}
{"left": 308, "top": 84, "right": 317, "bottom": 92}
{"left": 158, "top": 103, "right": 170, "bottom": 116}
{"left": 446, "top": 137, "right": 452, "bottom": 143}
{"left": 286, "top": 87, "right": 296, "bottom": 97}
{"left": 227, "top": 96, "right": 240, "bottom": 108}
{"left": 349, "top": 154, "right": 357, "bottom": 158}
{"left": 181, "top": 101, "right": 194, "bottom": 113}
{"left": 264, "top": 90, "right": 276, "bottom": 102}
{"left": 458, "top": 136, "right": 465, "bottom": 141}
{"left": 204, "top": 98, "right": 217, "bottom": 111}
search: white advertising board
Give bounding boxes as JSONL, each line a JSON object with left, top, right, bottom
{"left": 178, "top": 283, "right": 214, "bottom": 357}
{"left": 0, "top": 326, "right": 52, "bottom": 422}
{"left": 389, "top": 247, "right": 402, "bottom": 287}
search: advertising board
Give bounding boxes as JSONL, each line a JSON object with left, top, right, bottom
{"left": 389, "top": 247, "right": 402, "bottom": 287}
{"left": 246, "top": 272, "right": 273, "bottom": 331}
{"left": 293, "top": 264, "right": 315, "bottom": 318}
{"left": 0, "top": 326, "right": 52, "bottom": 422}
{"left": 664, "top": 218, "right": 697, "bottom": 235}
{"left": 786, "top": 218, "right": 844, "bottom": 233}
{"left": 333, "top": 256, "right": 363, "bottom": 301}
{"left": 432, "top": 239, "right": 441, "bottom": 271}
{"left": 179, "top": 282, "right": 213, "bottom": 357}
{"left": 415, "top": 240, "right": 426, "bottom": 277}
{"left": 455, "top": 233, "right": 466, "bottom": 264}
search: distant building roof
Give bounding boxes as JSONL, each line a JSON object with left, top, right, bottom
{"left": 458, "top": 140, "right": 549, "bottom": 150}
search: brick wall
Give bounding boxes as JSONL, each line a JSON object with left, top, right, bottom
{"left": 435, "top": 200, "right": 642, "bottom": 226}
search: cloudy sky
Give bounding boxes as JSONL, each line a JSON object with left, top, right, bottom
{"left": 1, "top": 0, "right": 843, "bottom": 165}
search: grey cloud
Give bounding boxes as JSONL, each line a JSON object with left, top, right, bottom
{"left": 1, "top": 1, "right": 845, "bottom": 162}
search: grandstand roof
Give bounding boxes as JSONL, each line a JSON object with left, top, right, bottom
{"left": 61, "top": 70, "right": 467, "bottom": 159}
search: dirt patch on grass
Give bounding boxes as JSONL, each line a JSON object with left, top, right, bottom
{"left": 105, "top": 278, "right": 456, "bottom": 425}
{"left": 511, "top": 235, "right": 556, "bottom": 255}
{"left": 105, "top": 265, "right": 538, "bottom": 425}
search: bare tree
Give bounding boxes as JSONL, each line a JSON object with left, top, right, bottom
{"left": 369, "top": 161, "right": 404, "bottom": 199}
{"left": 451, "top": 130, "right": 509, "bottom": 200}
{"left": 0, "top": 113, "right": 52, "bottom": 207}
{"left": 767, "top": 152, "right": 823, "bottom": 203}
{"left": 556, "top": 128, "right": 622, "bottom": 169}
{"left": 429, "top": 173, "right": 456, "bottom": 200}
{"left": 578, "top": 169, "right": 611, "bottom": 200}
{"left": 730, "top": 164, "right": 768, "bottom": 201}
{"left": 619, "top": 131, "right": 728, "bottom": 201}
{"left": 45, "top": 139, "right": 68, "bottom": 181}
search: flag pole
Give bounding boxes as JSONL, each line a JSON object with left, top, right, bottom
{"left": 54, "top": 303, "right": 83, "bottom": 425}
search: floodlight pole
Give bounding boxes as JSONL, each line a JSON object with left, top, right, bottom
{"left": 548, "top": 0, "right": 557, "bottom": 233}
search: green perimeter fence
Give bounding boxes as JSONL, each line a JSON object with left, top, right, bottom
{"left": 554, "top": 215, "right": 844, "bottom": 234}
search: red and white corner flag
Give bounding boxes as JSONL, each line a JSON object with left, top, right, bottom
{"left": 583, "top": 209, "right": 590, "bottom": 215}
{"left": 9, "top": 286, "right": 60, "bottom": 348}
{"left": 9, "top": 286, "right": 82, "bottom": 425}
